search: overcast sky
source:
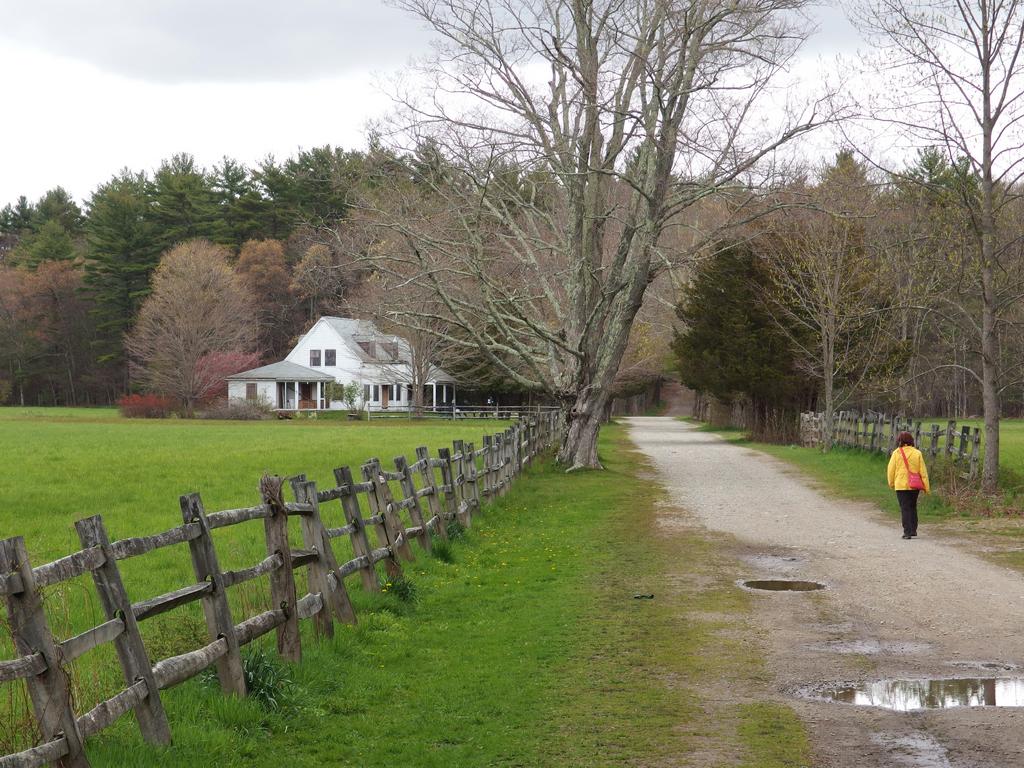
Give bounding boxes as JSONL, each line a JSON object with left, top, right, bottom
{"left": 0, "top": 1, "right": 860, "bottom": 206}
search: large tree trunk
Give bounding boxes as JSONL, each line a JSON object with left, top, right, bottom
{"left": 558, "top": 387, "right": 610, "bottom": 470}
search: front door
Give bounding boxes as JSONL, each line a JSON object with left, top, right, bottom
{"left": 380, "top": 384, "right": 390, "bottom": 409}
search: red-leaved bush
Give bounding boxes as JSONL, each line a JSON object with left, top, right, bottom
{"left": 117, "top": 393, "right": 177, "bottom": 418}
{"left": 194, "top": 350, "right": 263, "bottom": 406}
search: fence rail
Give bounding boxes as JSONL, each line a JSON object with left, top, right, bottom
{"left": 0, "top": 411, "right": 561, "bottom": 767}
{"left": 364, "top": 404, "right": 560, "bottom": 421}
{"left": 800, "top": 410, "right": 981, "bottom": 480}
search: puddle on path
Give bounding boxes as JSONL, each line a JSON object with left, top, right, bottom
{"left": 805, "top": 639, "right": 932, "bottom": 655}
{"left": 815, "top": 677, "right": 1024, "bottom": 711}
{"left": 741, "top": 579, "right": 826, "bottom": 592}
{"left": 871, "top": 732, "right": 952, "bottom": 768}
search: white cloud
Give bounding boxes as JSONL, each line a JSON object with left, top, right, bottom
{"left": 0, "top": 0, "right": 430, "bottom": 83}
{"left": 0, "top": 39, "right": 390, "bottom": 203}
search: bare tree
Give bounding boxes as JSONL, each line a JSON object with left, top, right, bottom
{"left": 853, "top": 0, "right": 1024, "bottom": 490}
{"left": 366, "top": 0, "right": 832, "bottom": 469}
{"left": 127, "top": 239, "right": 257, "bottom": 414}
{"left": 761, "top": 152, "right": 899, "bottom": 446}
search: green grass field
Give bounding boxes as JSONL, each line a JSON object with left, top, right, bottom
{"left": 1, "top": 410, "right": 809, "bottom": 767}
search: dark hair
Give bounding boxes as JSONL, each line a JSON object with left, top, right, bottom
{"left": 897, "top": 431, "right": 914, "bottom": 447}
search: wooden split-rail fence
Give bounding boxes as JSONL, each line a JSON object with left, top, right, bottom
{"left": 0, "top": 412, "right": 561, "bottom": 768}
{"left": 800, "top": 410, "right": 982, "bottom": 479}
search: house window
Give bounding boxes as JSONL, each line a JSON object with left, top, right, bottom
{"left": 309, "top": 349, "right": 321, "bottom": 367}
{"left": 324, "top": 349, "right": 336, "bottom": 366}
{"left": 357, "top": 341, "right": 375, "bottom": 357}
{"left": 364, "top": 384, "right": 370, "bottom": 402}
{"left": 372, "top": 385, "right": 380, "bottom": 402}
{"left": 245, "top": 383, "right": 257, "bottom": 401}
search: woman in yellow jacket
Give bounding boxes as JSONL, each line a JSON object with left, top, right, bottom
{"left": 887, "top": 431, "right": 930, "bottom": 540}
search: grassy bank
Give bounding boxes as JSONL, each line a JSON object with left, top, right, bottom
{"left": 3, "top": 412, "right": 809, "bottom": 766}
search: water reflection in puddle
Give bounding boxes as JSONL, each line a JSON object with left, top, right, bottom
{"left": 741, "top": 579, "right": 825, "bottom": 591}
{"left": 821, "top": 678, "right": 1024, "bottom": 711}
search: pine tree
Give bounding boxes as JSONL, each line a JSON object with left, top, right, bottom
{"left": 84, "top": 171, "right": 161, "bottom": 368}
{"left": 212, "top": 157, "right": 270, "bottom": 249}
{"left": 150, "top": 154, "right": 225, "bottom": 250}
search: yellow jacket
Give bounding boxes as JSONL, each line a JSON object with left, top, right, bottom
{"left": 887, "top": 446, "right": 930, "bottom": 493}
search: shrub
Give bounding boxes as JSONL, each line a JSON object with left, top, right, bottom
{"left": 202, "top": 646, "right": 294, "bottom": 711}
{"left": 200, "top": 397, "right": 274, "bottom": 420}
{"left": 446, "top": 519, "right": 468, "bottom": 541}
{"left": 431, "top": 537, "right": 455, "bottom": 563}
{"left": 117, "top": 393, "right": 177, "bottom": 418}
{"left": 382, "top": 574, "right": 419, "bottom": 604}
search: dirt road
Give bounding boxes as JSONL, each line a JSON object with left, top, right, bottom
{"left": 626, "top": 417, "right": 1024, "bottom": 768}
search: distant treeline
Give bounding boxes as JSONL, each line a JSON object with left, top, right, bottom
{"left": 0, "top": 147, "right": 388, "bottom": 406}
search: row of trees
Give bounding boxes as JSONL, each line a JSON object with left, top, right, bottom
{"left": 0, "top": 149, "right": 377, "bottom": 405}
{"left": 677, "top": 145, "right": 1024, "bottom": 493}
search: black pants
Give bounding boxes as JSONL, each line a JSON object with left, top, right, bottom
{"left": 897, "top": 490, "right": 920, "bottom": 536}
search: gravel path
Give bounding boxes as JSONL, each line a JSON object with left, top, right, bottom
{"left": 626, "top": 417, "right": 1024, "bottom": 768}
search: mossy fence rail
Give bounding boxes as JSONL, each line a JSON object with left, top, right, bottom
{"left": 0, "top": 412, "right": 560, "bottom": 768}
{"left": 800, "top": 410, "right": 981, "bottom": 479}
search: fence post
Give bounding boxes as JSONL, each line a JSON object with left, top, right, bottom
{"left": 464, "top": 440, "right": 481, "bottom": 513}
{"left": 929, "top": 424, "right": 940, "bottom": 457}
{"left": 180, "top": 493, "right": 246, "bottom": 697}
{"left": 0, "top": 536, "right": 90, "bottom": 767}
{"left": 970, "top": 429, "right": 981, "bottom": 480}
{"left": 452, "top": 439, "right": 474, "bottom": 527}
{"left": 946, "top": 420, "right": 957, "bottom": 456}
{"left": 415, "top": 447, "right": 447, "bottom": 541}
{"left": 74, "top": 515, "right": 172, "bottom": 746}
{"left": 292, "top": 478, "right": 357, "bottom": 634}
{"left": 259, "top": 475, "right": 301, "bottom": 663}
{"left": 498, "top": 432, "right": 510, "bottom": 493}
{"left": 492, "top": 433, "right": 504, "bottom": 495}
{"left": 394, "top": 455, "right": 431, "bottom": 552}
{"left": 363, "top": 459, "right": 415, "bottom": 563}
{"left": 333, "top": 466, "right": 382, "bottom": 592}
{"left": 436, "top": 447, "right": 459, "bottom": 529}
{"left": 958, "top": 425, "right": 970, "bottom": 460}
{"left": 914, "top": 421, "right": 922, "bottom": 448}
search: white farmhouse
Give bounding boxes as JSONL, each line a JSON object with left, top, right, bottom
{"left": 226, "top": 317, "right": 456, "bottom": 412}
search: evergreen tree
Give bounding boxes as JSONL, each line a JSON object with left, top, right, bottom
{"left": 254, "top": 155, "right": 301, "bottom": 239}
{"left": 212, "top": 157, "right": 269, "bottom": 249}
{"left": 673, "top": 243, "right": 812, "bottom": 438}
{"left": 11, "top": 219, "right": 77, "bottom": 266}
{"left": 150, "top": 153, "right": 225, "bottom": 250}
{"left": 84, "top": 171, "right": 161, "bottom": 368}
{"left": 33, "top": 187, "right": 84, "bottom": 235}
{"left": 0, "top": 197, "right": 35, "bottom": 233}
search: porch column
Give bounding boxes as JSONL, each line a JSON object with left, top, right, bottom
{"left": 432, "top": 382, "right": 437, "bottom": 411}
{"left": 294, "top": 381, "right": 299, "bottom": 409}
{"left": 317, "top": 381, "right": 322, "bottom": 409}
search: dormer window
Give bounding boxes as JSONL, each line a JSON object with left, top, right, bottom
{"left": 357, "top": 341, "right": 375, "bottom": 357}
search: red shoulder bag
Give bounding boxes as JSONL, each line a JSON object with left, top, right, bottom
{"left": 899, "top": 447, "right": 926, "bottom": 491}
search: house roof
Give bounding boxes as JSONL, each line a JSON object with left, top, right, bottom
{"left": 226, "top": 361, "right": 335, "bottom": 382}
{"left": 314, "top": 317, "right": 411, "bottom": 364}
